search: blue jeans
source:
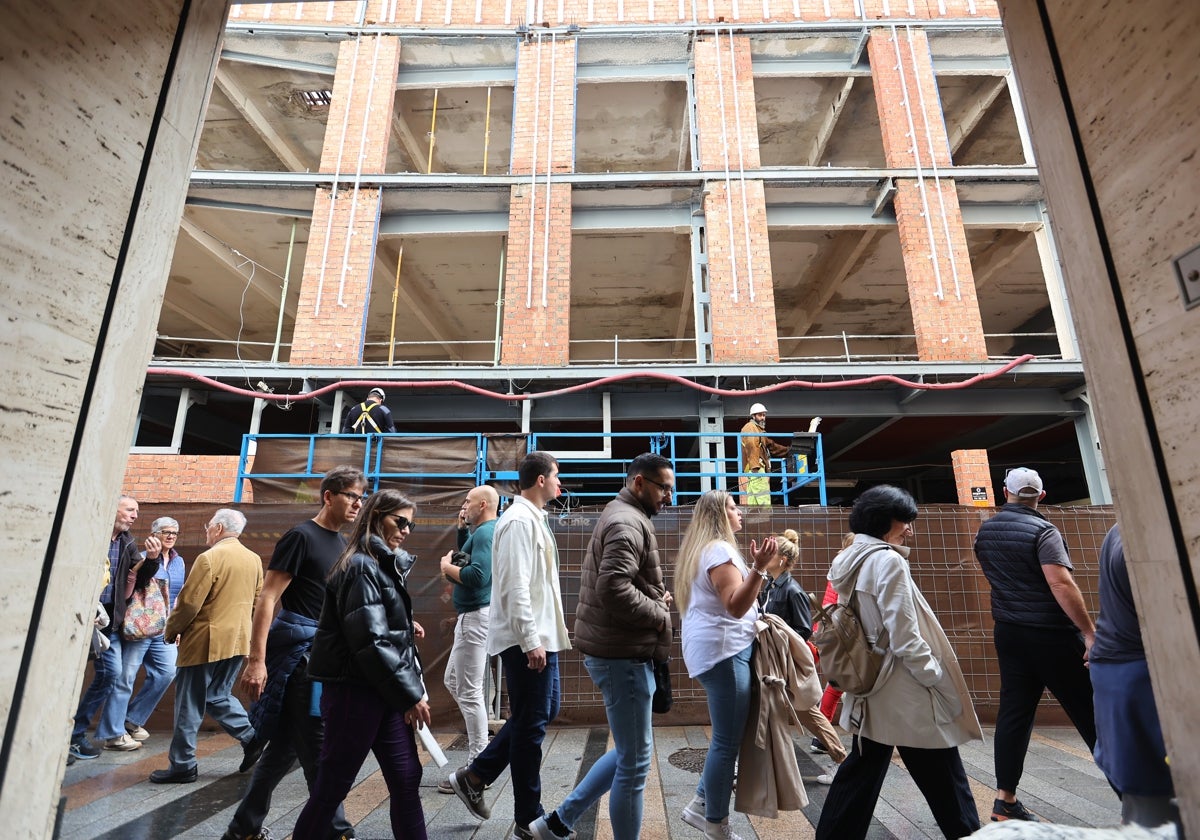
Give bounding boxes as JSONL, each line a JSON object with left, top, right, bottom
{"left": 557, "top": 656, "right": 654, "bottom": 840}
{"left": 471, "top": 646, "right": 560, "bottom": 828}
{"left": 695, "top": 643, "right": 753, "bottom": 823}
{"left": 293, "top": 682, "right": 426, "bottom": 840}
{"left": 97, "top": 636, "right": 153, "bottom": 740}
{"left": 168, "top": 656, "right": 255, "bottom": 771}
{"left": 125, "top": 634, "right": 178, "bottom": 727}
{"left": 72, "top": 632, "right": 122, "bottom": 740}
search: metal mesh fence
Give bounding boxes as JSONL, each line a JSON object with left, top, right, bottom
{"left": 138, "top": 501, "right": 1116, "bottom": 726}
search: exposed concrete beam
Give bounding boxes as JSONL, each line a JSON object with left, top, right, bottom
{"left": 390, "top": 96, "right": 439, "bottom": 173}
{"left": 947, "top": 75, "right": 1009, "bottom": 155}
{"left": 160, "top": 296, "right": 239, "bottom": 343}
{"left": 213, "top": 67, "right": 310, "bottom": 173}
{"left": 828, "top": 415, "right": 902, "bottom": 460}
{"left": 178, "top": 217, "right": 284, "bottom": 310}
{"left": 372, "top": 244, "right": 461, "bottom": 358}
{"left": 676, "top": 96, "right": 691, "bottom": 172}
{"left": 793, "top": 229, "right": 880, "bottom": 333}
{"left": 806, "top": 77, "right": 855, "bottom": 166}
{"left": 970, "top": 229, "right": 1033, "bottom": 292}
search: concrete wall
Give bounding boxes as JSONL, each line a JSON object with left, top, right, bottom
{"left": 0, "top": 0, "right": 229, "bottom": 832}
{"left": 999, "top": 0, "right": 1200, "bottom": 833}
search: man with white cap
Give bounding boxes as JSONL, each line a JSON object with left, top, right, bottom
{"left": 341, "top": 387, "right": 395, "bottom": 433}
{"left": 972, "top": 467, "right": 1097, "bottom": 823}
{"left": 739, "top": 402, "right": 790, "bottom": 506}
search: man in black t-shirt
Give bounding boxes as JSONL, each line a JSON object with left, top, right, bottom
{"left": 223, "top": 466, "right": 367, "bottom": 840}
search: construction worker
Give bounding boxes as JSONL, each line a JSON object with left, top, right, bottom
{"left": 739, "top": 402, "right": 789, "bottom": 506}
{"left": 341, "top": 387, "right": 395, "bottom": 434}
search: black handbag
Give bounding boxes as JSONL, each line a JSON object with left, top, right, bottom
{"left": 652, "top": 659, "right": 673, "bottom": 714}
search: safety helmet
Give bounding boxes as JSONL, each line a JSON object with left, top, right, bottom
{"left": 749, "top": 402, "right": 767, "bottom": 414}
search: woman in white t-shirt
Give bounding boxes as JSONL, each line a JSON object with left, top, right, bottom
{"left": 675, "top": 490, "right": 776, "bottom": 840}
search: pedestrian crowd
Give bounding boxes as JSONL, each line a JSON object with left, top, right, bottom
{"left": 68, "top": 458, "right": 1177, "bottom": 840}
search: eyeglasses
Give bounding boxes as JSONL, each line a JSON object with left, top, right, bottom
{"left": 389, "top": 514, "right": 416, "bottom": 533}
{"left": 157, "top": 531, "right": 179, "bottom": 538}
{"left": 643, "top": 475, "right": 674, "bottom": 494}
{"left": 335, "top": 491, "right": 369, "bottom": 504}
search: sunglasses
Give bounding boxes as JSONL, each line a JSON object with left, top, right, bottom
{"left": 388, "top": 513, "right": 416, "bottom": 533}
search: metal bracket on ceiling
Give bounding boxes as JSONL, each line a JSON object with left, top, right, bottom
{"left": 851, "top": 28, "right": 871, "bottom": 70}
{"left": 872, "top": 177, "right": 896, "bottom": 218}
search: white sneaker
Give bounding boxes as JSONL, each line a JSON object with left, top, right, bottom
{"left": 125, "top": 723, "right": 150, "bottom": 741}
{"left": 680, "top": 795, "right": 706, "bottom": 831}
{"left": 702, "top": 819, "right": 744, "bottom": 840}
{"left": 103, "top": 733, "right": 142, "bottom": 751}
{"left": 815, "top": 773, "right": 834, "bottom": 785}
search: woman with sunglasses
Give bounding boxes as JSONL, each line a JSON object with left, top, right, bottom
{"left": 293, "top": 490, "right": 431, "bottom": 840}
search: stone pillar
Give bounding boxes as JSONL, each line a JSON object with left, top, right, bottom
{"left": 869, "top": 27, "right": 988, "bottom": 362}
{"left": 694, "top": 33, "right": 780, "bottom": 364}
{"left": 0, "top": 0, "right": 230, "bottom": 831}
{"left": 500, "top": 35, "right": 576, "bottom": 366}
{"left": 290, "top": 34, "right": 401, "bottom": 366}
{"left": 951, "top": 448, "right": 994, "bottom": 506}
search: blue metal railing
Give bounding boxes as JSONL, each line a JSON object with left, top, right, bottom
{"left": 235, "top": 430, "right": 826, "bottom": 505}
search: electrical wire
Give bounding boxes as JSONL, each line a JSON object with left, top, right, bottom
{"left": 147, "top": 353, "right": 1037, "bottom": 404}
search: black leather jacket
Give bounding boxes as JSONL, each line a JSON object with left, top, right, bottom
{"left": 307, "top": 536, "right": 425, "bottom": 713}
{"left": 760, "top": 571, "right": 813, "bottom": 641}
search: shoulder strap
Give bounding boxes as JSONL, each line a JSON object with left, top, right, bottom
{"left": 353, "top": 402, "right": 383, "bottom": 433}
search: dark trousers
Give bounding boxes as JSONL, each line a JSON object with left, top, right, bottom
{"left": 993, "top": 621, "right": 1096, "bottom": 793}
{"left": 815, "top": 736, "right": 979, "bottom": 840}
{"left": 227, "top": 666, "right": 352, "bottom": 838}
{"left": 293, "top": 683, "right": 426, "bottom": 840}
{"left": 470, "top": 646, "right": 561, "bottom": 828}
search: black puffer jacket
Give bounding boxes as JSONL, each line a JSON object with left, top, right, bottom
{"left": 973, "top": 503, "right": 1074, "bottom": 630}
{"left": 307, "top": 536, "right": 425, "bottom": 713}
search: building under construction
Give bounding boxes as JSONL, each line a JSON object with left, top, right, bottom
{"left": 129, "top": 0, "right": 1105, "bottom": 507}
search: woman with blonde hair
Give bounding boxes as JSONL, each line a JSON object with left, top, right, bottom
{"left": 676, "top": 490, "right": 775, "bottom": 840}
{"left": 761, "top": 529, "right": 847, "bottom": 775}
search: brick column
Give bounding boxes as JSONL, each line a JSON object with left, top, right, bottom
{"left": 290, "top": 34, "right": 400, "bottom": 366}
{"left": 952, "top": 448, "right": 994, "bottom": 506}
{"left": 869, "top": 28, "right": 988, "bottom": 362}
{"left": 501, "top": 35, "right": 576, "bottom": 366}
{"left": 694, "top": 34, "right": 780, "bottom": 364}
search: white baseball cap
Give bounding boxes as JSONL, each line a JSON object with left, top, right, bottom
{"left": 1004, "top": 467, "right": 1044, "bottom": 498}
{"left": 749, "top": 402, "right": 768, "bottom": 414}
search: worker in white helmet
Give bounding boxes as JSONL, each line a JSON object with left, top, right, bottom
{"left": 739, "top": 402, "right": 790, "bottom": 506}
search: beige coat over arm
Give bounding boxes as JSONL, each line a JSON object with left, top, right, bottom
{"left": 164, "top": 536, "right": 263, "bottom": 668}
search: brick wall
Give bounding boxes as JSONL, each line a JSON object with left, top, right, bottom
{"left": 123, "top": 454, "right": 250, "bottom": 503}
{"left": 870, "top": 27, "right": 988, "bottom": 362}
{"left": 951, "top": 448, "right": 994, "bottom": 506}
{"left": 289, "top": 35, "right": 400, "bottom": 366}
{"left": 694, "top": 34, "right": 779, "bottom": 364}
{"left": 230, "top": 0, "right": 998, "bottom": 28}
{"left": 501, "top": 182, "right": 574, "bottom": 365}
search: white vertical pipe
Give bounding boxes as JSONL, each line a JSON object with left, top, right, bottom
{"left": 712, "top": 31, "right": 739, "bottom": 303}
{"left": 526, "top": 33, "right": 543, "bottom": 308}
{"left": 727, "top": 29, "right": 755, "bottom": 302}
{"left": 541, "top": 33, "right": 557, "bottom": 309}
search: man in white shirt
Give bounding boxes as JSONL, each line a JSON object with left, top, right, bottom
{"left": 448, "top": 452, "right": 571, "bottom": 840}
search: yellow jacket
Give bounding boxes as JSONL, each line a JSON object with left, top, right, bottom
{"left": 165, "top": 537, "right": 263, "bottom": 668}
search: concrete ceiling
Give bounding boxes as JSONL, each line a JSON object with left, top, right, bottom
{"left": 168, "top": 27, "right": 1055, "bottom": 369}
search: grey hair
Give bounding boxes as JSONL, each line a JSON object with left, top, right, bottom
{"left": 150, "top": 517, "right": 179, "bottom": 533}
{"left": 210, "top": 508, "right": 247, "bottom": 535}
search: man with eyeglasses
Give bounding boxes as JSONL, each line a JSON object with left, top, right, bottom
{"left": 223, "top": 465, "right": 367, "bottom": 840}
{"left": 109, "top": 516, "right": 187, "bottom": 744}
{"left": 531, "top": 453, "right": 675, "bottom": 840}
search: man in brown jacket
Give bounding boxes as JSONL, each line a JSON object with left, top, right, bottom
{"left": 740, "top": 403, "right": 790, "bottom": 506}
{"left": 530, "top": 453, "right": 674, "bottom": 840}
{"left": 150, "top": 508, "right": 264, "bottom": 784}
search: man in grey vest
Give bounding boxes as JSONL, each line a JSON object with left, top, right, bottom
{"left": 973, "top": 467, "right": 1096, "bottom": 823}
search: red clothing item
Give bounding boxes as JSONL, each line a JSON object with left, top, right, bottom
{"left": 817, "top": 580, "right": 843, "bottom": 722}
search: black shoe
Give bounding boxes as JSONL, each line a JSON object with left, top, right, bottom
{"left": 809, "top": 737, "right": 828, "bottom": 754}
{"left": 149, "top": 765, "right": 198, "bottom": 784}
{"left": 991, "top": 798, "right": 1039, "bottom": 822}
{"left": 240, "top": 736, "right": 268, "bottom": 773}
